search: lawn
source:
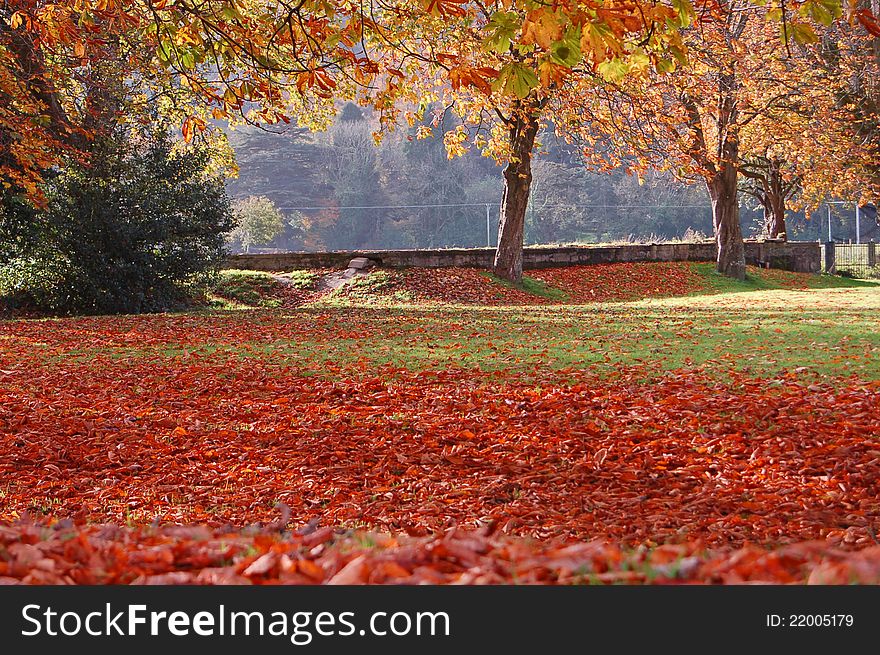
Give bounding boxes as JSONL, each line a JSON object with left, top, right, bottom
{"left": 2, "top": 262, "right": 880, "bottom": 583}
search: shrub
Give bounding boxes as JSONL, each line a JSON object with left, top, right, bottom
{"left": 0, "top": 124, "right": 234, "bottom": 315}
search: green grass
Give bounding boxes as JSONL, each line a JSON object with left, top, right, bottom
{"left": 690, "top": 263, "right": 876, "bottom": 294}
{"left": 18, "top": 283, "right": 879, "bottom": 382}
{"left": 210, "top": 269, "right": 282, "bottom": 308}
{"left": 277, "top": 269, "right": 320, "bottom": 289}
{"left": 9, "top": 264, "right": 880, "bottom": 382}
{"left": 486, "top": 272, "right": 571, "bottom": 301}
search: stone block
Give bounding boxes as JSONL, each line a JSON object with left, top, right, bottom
{"left": 347, "top": 257, "right": 374, "bottom": 270}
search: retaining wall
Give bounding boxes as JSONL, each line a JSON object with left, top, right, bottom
{"left": 224, "top": 241, "right": 822, "bottom": 274}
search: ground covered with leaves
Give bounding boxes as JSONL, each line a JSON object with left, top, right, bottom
{"left": 205, "top": 262, "right": 870, "bottom": 310}
{"left": 2, "top": 264, "right": 879, "bottom": 583}
{"left": 330, "top": 261, "right": 869, "bottom": 305}
{"left": 3, "top": 523, "right": 880, "bottom": 585}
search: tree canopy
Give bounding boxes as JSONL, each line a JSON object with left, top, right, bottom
{"left": 2, "top": 1, "right": 879, "bottom": 280}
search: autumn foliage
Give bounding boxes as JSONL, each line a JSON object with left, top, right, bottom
{"left": 2, "top": 354, "right": 880, "bottom": 583}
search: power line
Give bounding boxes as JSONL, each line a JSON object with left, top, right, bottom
{"left": 272, "top": 203, "right": 714, "bottom": 210}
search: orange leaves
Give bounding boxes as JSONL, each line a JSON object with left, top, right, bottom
{"left": 296, "top": 70, "right": 337, "bottom": 97}
{"left": 8, "top": 11, "right": 32, "bottom": 31}
{"left": 181, "top": 115, "right": 206, "bottom": 143}
{"left": 530, "top": 262, "right": 704, "bottom": 303}
{"left": 449, "top": 66, "right": 499, "bottom": 94}
{"left": 3, "top": 334, "right": 880, "bottom": 550}
{"left": 3, "top": 521, "right": 880, "bottom": 584}
{"left": 423, "top": 0, "right": 469, "bottom": 18}
{"left": 334, "top": 263, "right": 709, "bottom": 306}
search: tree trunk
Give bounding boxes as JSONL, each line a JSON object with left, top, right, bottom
{"left": 704, "top": 61, "right": 746, "bottom": 281}
{"left": 493, "top": 108, "right": 540, "bottom": 284}
{"left": 763, "top": 195, "right": 786, "bottom": 240}
{"left": 707, "top": 158, "right": 746, "bottom": 280}
{"left": 762, "top": 158, "right": 787, "bottom": 240}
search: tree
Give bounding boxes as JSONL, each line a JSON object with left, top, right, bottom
{"left": 0, "top": 1, "right": 363, "bottom": 197}
{"left": 739, "top": 156, "right": 798, "bottom": 239}
{"left": 348, "top": 2, "right": 695, "bottom": 282}
{"left": 4, "top": 0, "right": 865, "bottom": 280}
{"left": 349, "top": 1, "right": 861, "bottom": 281}
{"left": 570, "top": 1, "right": 878, "bottom": 278}
{"left": 229, "top": 196, "right": 286, "bottom": 253}
{"left": 734, "top": 11, "right": 879, "bottom": 241}
{"left": 315, "top": 120, "right": 388, "bottom": 249}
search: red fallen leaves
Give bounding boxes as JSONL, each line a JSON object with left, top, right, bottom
{"left": 2, "top": 522, "right": 880, "bottom": 585}
{"left": 340, "top": 262, "right": 820, "bottom": 306}
{"left": 347, "top": 264, "right": 705, "bottom": 305}
{"left": 396, "top": 268, "right": 542, "bottom": 305}
{"left": 529, "top": 262, "right": 705, "bottom": 303}
{"left": 2, "top": 356, "right": 880, "bottom": 549}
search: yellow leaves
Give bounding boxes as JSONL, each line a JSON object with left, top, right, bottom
{"left": 628, "top": 51, "right": 651, "bottom": 74}
{"left": 9, "top": 11, "right": 32, "bottom": 30}
{"left": 521, "top": 10, "right": 564, "bottom": 50}
{"left": 443, "top": 126, "right": 469, "bottom": 158}
{"left": 597, "top": 58, "right": 629, "bottom": 81}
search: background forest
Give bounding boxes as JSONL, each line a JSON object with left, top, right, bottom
{"left": 224, "top": 103, "right": 873, "bottom": 253}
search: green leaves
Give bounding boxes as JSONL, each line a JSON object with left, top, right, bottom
{"left": 492, "top": 62, "right": 539, "bottom": 98}
{"left": 799, "top": 0, "right": 842, "bottom": 27}
{"left": 549, "top": 27, "right": 582, "bottom": 67}
{"left": 483, "top": 11, "right": 520, "bottom": 54}
{"left": 782, "top": 22, "right": 819, "bottom": 45}
{"left": 769, "top": 0, "right": 841, "bottom": 44}
{"left": 597, "top": 49, "right": 652, "bottom": 82}
{"left": 671, "top": 0, "right": 695, "bottom": 29}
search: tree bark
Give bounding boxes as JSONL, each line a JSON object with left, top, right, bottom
{"left": 493, "top": 107, "right": 540, "bottom": 284}
{"left": 707, "top": 156, "right": 747, "bottom": 280}
{"left": 762, "top": 193, "right": 787, "bottom": 240}
{"left": 705, "top": 60, "right": 746, "bottom": 281}
{"left": 763, "top": 158, "right": 787, "bottom": 240}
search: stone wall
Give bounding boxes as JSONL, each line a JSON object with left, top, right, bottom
{"left": 224, "top": 241, "right": 822, "bottom": 274}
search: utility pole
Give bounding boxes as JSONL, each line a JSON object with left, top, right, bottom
{"left": 828, "top": 204, "right": 832, "bottom": 242}
{"left": 856, "top": 204, "right": 861, "bottom": 245}
{"left": 485, "top": 204, "right": 491, "bottom": 248}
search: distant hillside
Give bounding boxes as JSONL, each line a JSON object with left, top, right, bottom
{"left": 223, "top": 104, "right": 841, "bottom": 252}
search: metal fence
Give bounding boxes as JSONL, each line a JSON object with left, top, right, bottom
{"left": 822, "top": 242, "right": 879, "bottom": 278}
